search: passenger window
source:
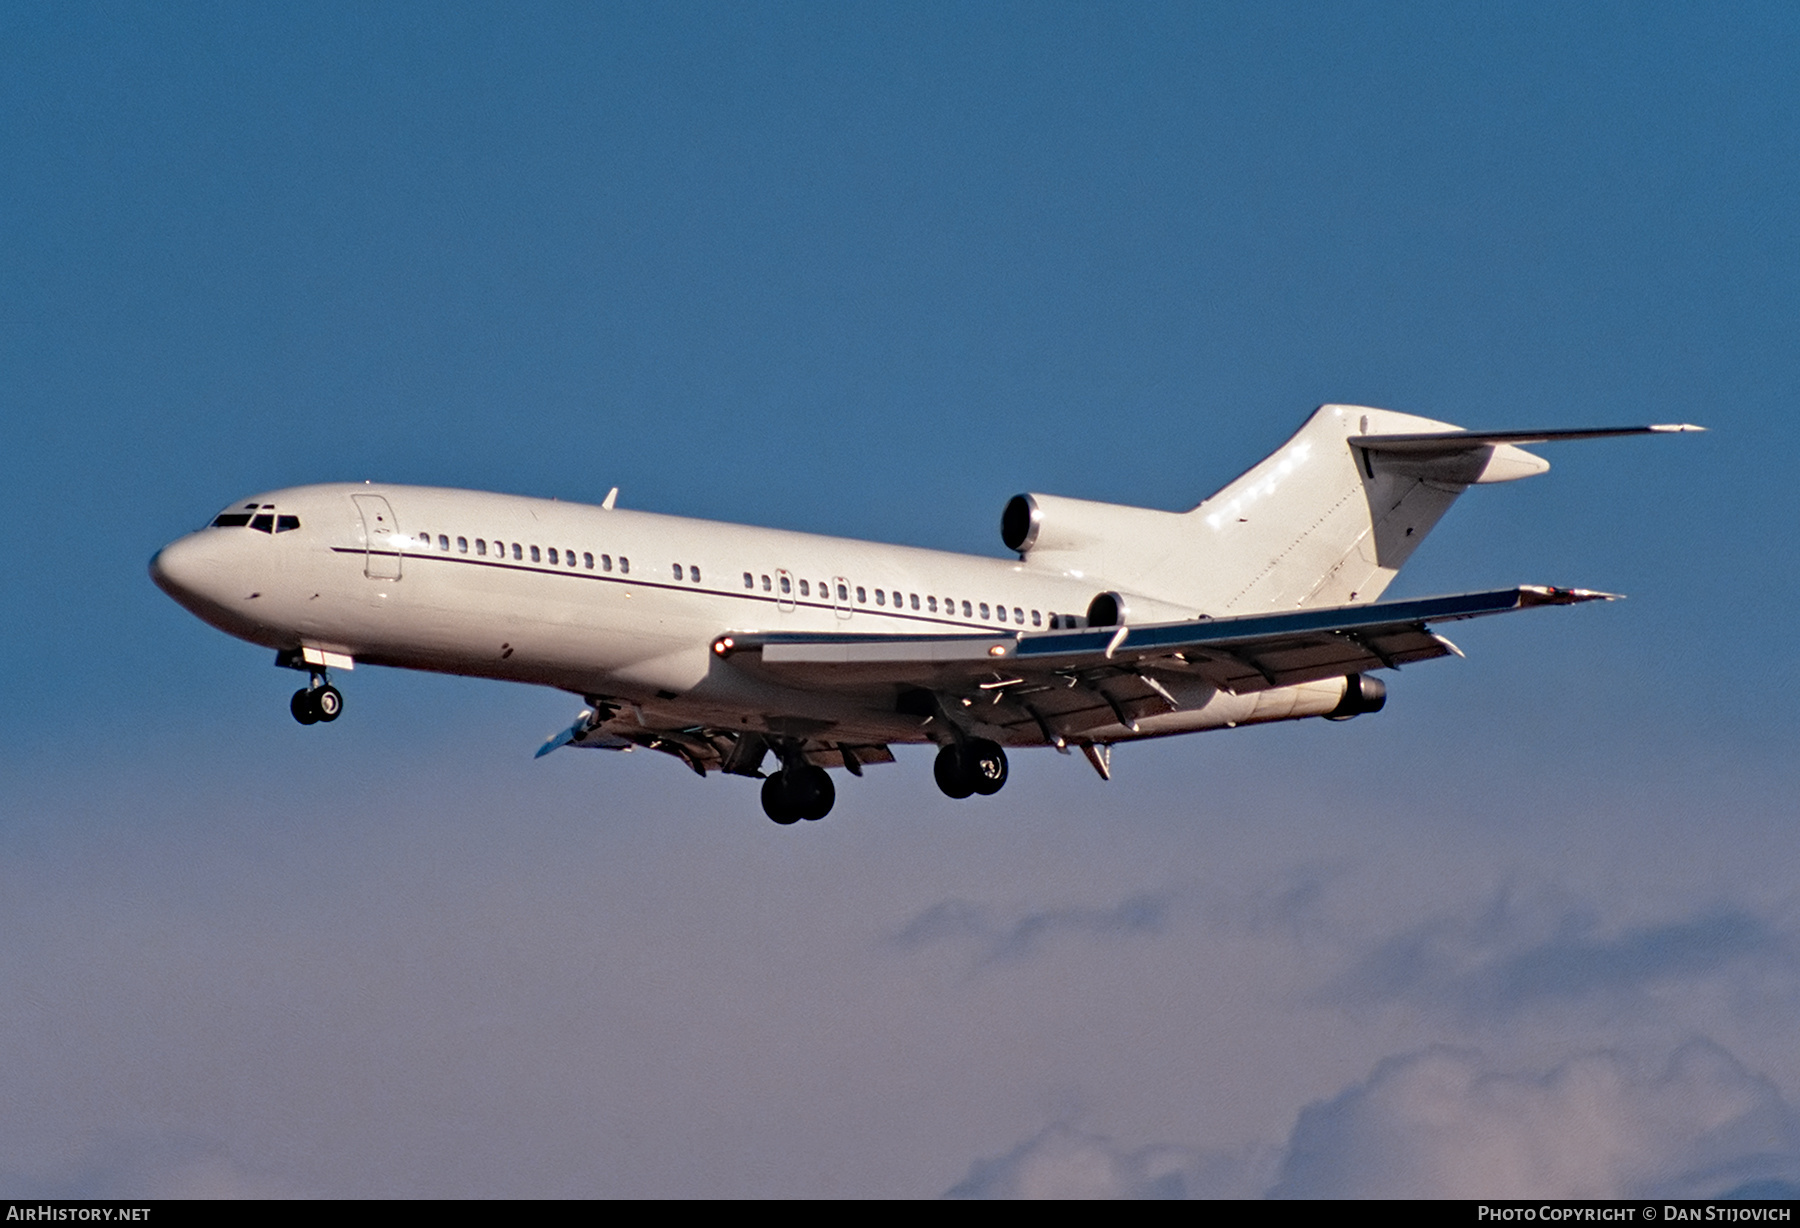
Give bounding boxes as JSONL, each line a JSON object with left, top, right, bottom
{"left": 619, "top": 557, "right": 629, "bottom": 574}
{"left": 601, "top": 554, "right": 612, "bottom": 571}
{"left": 963, "top": 601, "right": 973, "bottom": 617}
{"left": 477, "top": 540, "right": 487, "bottom": 556}
{"left": 250, "top": 514, "right": 274, "bottom": 533}
{"left": 1031, "top": 610, "right": 1041, "bottom": 626}
{"left": 798, "top": 579, "right": 809, "bottom": 596}
{"left": 438, "top": 534, "right": 449, "bottom": 551}
{"left": 744, "top": 572, "right": 754, "bottom": 589}
{"left": 691, "top": 566, "right": 701, "bottom": 583}
{"left": 1014, "top": 607, "right": 1024, "bottom": 623}
{"left": 927, "top": 596, "right": 938, "bottom": 613}
{"left": 875, "top": 590, "right": 885, "bottom": 606}
{"left": 856, "top": 587, "right": 867, "bottom": 603}
{"left": 549, "top": 548, "right": 560, "bottom": 565}
{"left": 910, "top": 594, "right": 920, "bottom": 610}
{"left": 672, "top": 562, "right": 683, "bottom": 580}
{"left": 837, "top": 583, "right": 848, "bottom": 601}
{"left": 530, "top": 546, "right": 541, "bottom": 562}
{"left": 457, "top": 536, "right": 467, "bottom": 553}
{"left": 996, "top": 605, "right": 1006, "bottom": 622}
{"left": 567, "top": 550, "right": 577, "bottom": 568}
{"left": 276, "top": 515, "right": 300, "bottom": 533}
{"left": 513, "top": 543, "right": 523, "bottom": 560}
{"left": 762, "top": 575, "right": 771, "bottom": 591}
{"left": 779, "top": 575, "right": 791, "bottom": 594}
{"left": 584, "top": 552, "right": 594, "bottom": 569}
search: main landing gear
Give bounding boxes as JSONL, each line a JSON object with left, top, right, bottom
{"left": 290, "top": 676, "right": 343, "bottom": 725}
{"left": 761, "top": 763, "right": 836, "bottom": 825}
{"left": 756, "top": 738, "right": 1009, "bottom": 824}
{"left": 933, "top": 738, "right": 1008, "bottom": 800}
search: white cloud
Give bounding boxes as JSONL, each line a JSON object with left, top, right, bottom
{"left": 889, "top": 891, "right": 1174, "bottom": 965}
{"left": 945, "top": 1123, "right": 1277, "bottom": 1200}
{"left": 1326, "top": 888, "right": 1796, "bottom": 1017}
{"left": 949, "top": 1040, "right": 1800, "bottom": 1199}
{"left": 1269, "top": 1041, "right": 1800, "bottom": 1199}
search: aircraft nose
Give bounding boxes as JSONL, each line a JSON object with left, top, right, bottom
{"left": 149, "top": 532, "right": 222, "bottom": 609}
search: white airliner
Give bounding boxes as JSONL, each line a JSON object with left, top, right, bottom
{"left": 151, "top": 404, "right": 1698, "bottom": 823}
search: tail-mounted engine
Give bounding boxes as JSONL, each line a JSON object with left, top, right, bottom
{"left": 1001, "top": 492, "right": 1192, "bottom": 566}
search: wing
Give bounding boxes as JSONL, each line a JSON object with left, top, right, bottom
{"left": 536, "top": 705, "right": 894, "bottom": 779}
{"left": 714, "top": 585, "right": 1617, "bottom": 696}
{"left": 541, "top": 585, "right": 1613, "bottom": 770}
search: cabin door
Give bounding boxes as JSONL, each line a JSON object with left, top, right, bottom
{"left": 351, "top": 495, "right": 403, "bottom": 580}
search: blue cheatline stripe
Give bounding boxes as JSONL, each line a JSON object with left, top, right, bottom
{"left": 324, "top": 546, "right": 981, "bottom": 631}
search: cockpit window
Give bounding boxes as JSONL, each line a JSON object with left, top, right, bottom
{"left": 211, "top": 506, "right": 300, "bottom": 531}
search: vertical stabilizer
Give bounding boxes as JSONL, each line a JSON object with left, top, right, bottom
{"left": 1072, "top": 405, "right": 1545, "bottom": 615}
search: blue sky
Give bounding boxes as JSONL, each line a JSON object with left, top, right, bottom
{"left": 4, "top": 2, "right": 1798, "bottom": 1197}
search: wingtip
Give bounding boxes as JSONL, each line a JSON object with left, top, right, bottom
{"left": 1518, "top": 585, "right": 1624, "bottom": 606}
{"left": 1648, "top": 423, "right": 1706, "bottom": 433}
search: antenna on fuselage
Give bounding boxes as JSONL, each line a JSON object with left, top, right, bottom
{"left": 601, "top": 487, "right": 618, "bottom": 510}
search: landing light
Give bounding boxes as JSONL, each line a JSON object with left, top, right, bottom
{"left": 714, "top": 636, "right": 735, "bottom": 656}
{"left": 988, "top": 645, "right": 1007, "bottom": 657}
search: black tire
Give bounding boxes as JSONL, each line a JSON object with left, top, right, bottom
{"left": 761, "top": 772, "right": 801, "bottom": 824}
{"left": 798, "top": 765, "right": 836, "bottom": 821}
{"left": 314, "top": 684, "right": 343, "bottom": 722}
{"left": 933, "top": 744, "right": 975, "bottom": 799}
{"left": 968, "top": 739, "right": 1009, "bottom": 796}
{"left": 290, "top": 688, "right": 320, "bottom": 725}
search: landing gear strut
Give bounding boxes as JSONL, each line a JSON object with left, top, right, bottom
{"left": 289, "top": 675, "right": 343, "bottom": 725}
{"left": 934, "top": 738, "right": 1008, "bottom": 799}
{"left": 761, "top": 764, "right": 836, "bottom": 824}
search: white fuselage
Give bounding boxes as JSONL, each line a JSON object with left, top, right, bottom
{"left": 150, "top": 482, "right": 1354, "bottom": 751}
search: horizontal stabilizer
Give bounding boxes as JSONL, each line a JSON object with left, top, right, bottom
{"left": 1349, "top": 424, "right": 1704, "bottom": 453}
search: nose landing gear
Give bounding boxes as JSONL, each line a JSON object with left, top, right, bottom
{"left": 276, "top": 648, "right": 347, "bottom": 727}
{"left": 290, "top": 679, "right": 343, "bottom": 725}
